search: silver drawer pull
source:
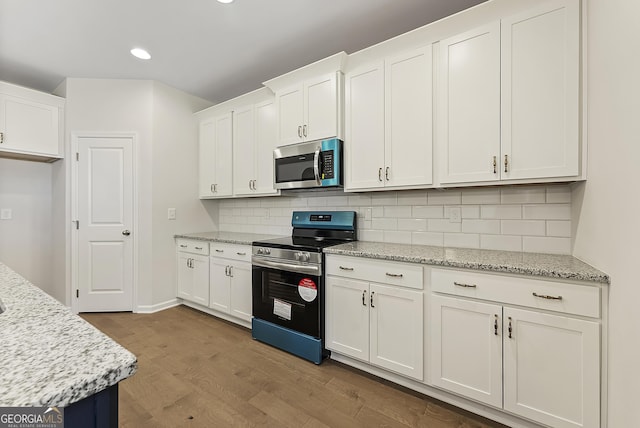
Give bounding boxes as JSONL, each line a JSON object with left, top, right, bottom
{"left": 237, "top": 252, "right": 246, "bottom": 256}
{"left": 386, "top": 272, "right": 403, "bottom": 278}
{"left": 454, "top": 281, "right": 477, "bottom": 288}
{"left": 195, "top": 246, "right": 203, "bottom": 250}
{"left": 533, "top": 292, "right": 562, "bottom": 300}
{"left": 215, "top": 249, "right": 224, "bottom": 253}
{"left": 339, "top": 266, "right": 354, "bottom": 271}
{"left": 179, "top": 244, "right": 187, "bottom": 248}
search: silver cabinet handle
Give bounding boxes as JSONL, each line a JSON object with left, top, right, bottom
{"left": 187, "top": 258, "right": 193, "bottom": 268}
{"left": 378, "top": 168, "right": 383, "bottom": 182}
{"left": 370, "top": 291, "right": 375, "bottom": 308}
{"left": 494, "top": 314, "right": 498, "bottom": 335}
{"left": 362, "top": 290, "right": 367, "bottom": 306}
{"left": 122, "top": 230, "right": 131, "bottom": 236}
{"left": 385, "top": 166, "right": 390, "bottom": 181}
{"left": 493, "top": 156, "right": 497, "bottom": 174}
{"left": 385, "top": 272, "right": 403, "bottom": 278}
{"left": 210, "top": 184, "right": 215, "bottom": 193}
{"left": 532, "top": 292, "right": 562, "bottom": 300}
{"left": 224, "top": 266, "right": 229, "bottom": 276}
{"left": 215, "top": 249, "right": 224, "bottom": 253}
{"left": 228, "top": 266, "right": 233, "bottom": 277}
{"left": 303, "top": 124, "right": 308, "bottom": 137}
{"left": 0, "top": 132, "right": 3, "bottom": 144}
{"left": 298, "top": 126, "right": 302, "bottom": 138}
{"left": 508, "top": 316, "right": 513, "bottom": 339}
{"left": 236, "top": 252, "right": 246, "bottom": 256}
{"left": 504, "top": 154, "right": 509, "bottom": 173}
{"left": 454, "top": 281, "right": 476, "bottom": 288}
{"left": 179, "top": 244, "right": 187, "bottom": 248}
{"left": 339, "top": 266, "right": 354, "bottom": 271}
{"left": 195, "top": 246, "right": 203, "bottom": 250}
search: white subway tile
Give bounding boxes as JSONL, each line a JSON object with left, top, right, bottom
{"left": 307, "top": 197, "right": 328, "bottom": 207}
{"left": 359, "top": 229, "right": 384, "bottom": 242}
{"left": 462, "top": 219, "right": 500, "bottom": 234}
{"left": 397, "top": 218, "right": 428, "bottom": 231}
{"left": 372, "top": 207, "right": 384, "bottom": 218}
{"left": 461, "top": 206, "right": 480, "bottom": 219}
{"left": 219, "top": 208, "right": 233, "bottom": 217}
{"left": 412, "top": 232, "right": 444, "bottom": 246}
{"left": 481, "top": 235, "right": 522, "bottom": 251}
{"left": 289, "top": 197, "right": 308, "bottom": 207}
{"left": 260, "top": 199, "right": 277, "bottom": 208}
{"left": 501, "top": 220, "right": 546, "bottom": 236}
{"left": 444, "top": 233, "right": 480, "bottom": 249}
{"left": 372, "top": 218, "right": 397, "bottom": 230}
{"left": 384, "top": 206, "right": 412, "bottom": 218}
{"left": 384, "top": 230, "right": 412, "bottom": 244}
{"left": 523, "top": 204, "right": 571, "bottom": 220}
{"left": 546, "top": 185, "right": 572, "bottom": 203}
{"left": 461, "top": 188, "right": 500, "bottom": 205}
{"left": 428, "top": 219, "right": 462, "bottom": 233}
{"left": 327, "top": 195, "right": 349, "bottom": 206}
{"left": 523, "top": 237, "right": 571, "bottom": 255}
{"left": 413, "top": 205, "right": 443, "bottom": 219}
{"left": 500, "top": 186, "right": 546, "bottom": 204}
{"left": 252, "top": 208, "right": 268, "bottom": 217}
{"left": 546, "top": 220, "right": 572, "bottom": 237}
{"left": 233, "top": 199, "right": 248, "bottom": 207}
{"left": 372, "top": 193, "right": 398, "bottom": 206}
{"left": 481, "top": 205, "right": 522, "bottom": 219}
{"left": 347, "top": 194, "right": 372, "bottom": 206}
{"left": 268, "top": 207, "right": 283, "bottom": 217}
{"left": 397, "top": 190, "right": 428, "bottom": 206}
{"left": 428, "top": 191, "right": 461, "bottom": 205}
{"left": 246, "top": 199, "right": 262, "bottom": 208}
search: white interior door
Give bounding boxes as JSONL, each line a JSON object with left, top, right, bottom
{"left": 77, "top": 135, "right": 134, "bottom": 312}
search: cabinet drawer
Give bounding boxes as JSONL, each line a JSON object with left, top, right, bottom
{"left": 176, "top": 239, "right": 209, "bottom": 256}
{"left": 326, "top": 255, "right": 423, "bottom": 290}
{"left": 431, "top": 268, "right": 600, "bottom": 318}
{"left": 209, "top": 242, "right": 251, "bottom": 263}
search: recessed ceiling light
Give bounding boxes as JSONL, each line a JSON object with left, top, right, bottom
{"left": 130, "top": 48, "right": 151, "bottom": 60}
{"left": 217, "top": 0, "right": 234, "bottom": 3}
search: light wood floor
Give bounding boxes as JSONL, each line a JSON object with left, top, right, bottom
{"left": 82, "top": 306, "right": 505, "bottom": 428}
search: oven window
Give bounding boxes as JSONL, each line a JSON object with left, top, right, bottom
{"left": 275, "top": 153, "right": 315, "bottom": 183}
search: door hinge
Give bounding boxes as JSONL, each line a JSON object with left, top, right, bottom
{"left": 76, "top": 152, "right": 79, "bottom": 161}
{"left": 76, "top": 289, "right": 79, "bottom": 298}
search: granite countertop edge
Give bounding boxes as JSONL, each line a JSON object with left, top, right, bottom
{"left": 174, "top": 231, "right": 284, "bottom": 245}
{"left": 324, "top": 243, "right": 610, "bottom": 284}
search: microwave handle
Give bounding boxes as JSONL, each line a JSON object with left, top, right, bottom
{"left": 313, "top": 147, "right": 321, "bottom": 184}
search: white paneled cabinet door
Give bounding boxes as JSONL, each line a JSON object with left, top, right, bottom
{"left": 385, "top": 46, "right": 433, "bottom": 188}
{"left": 304, "top": 73, "right": 338, "bottom": 142}
{"left": 276, "top": 84, "right": 304, "bottom": 146}
{"left": 438, "top": 22, "right": 501, "bottom": 184}
{"left": 430, "top": 294, "right": 503, "bottom": 408}
{"left": 177, "top": 253, "right": 194, "bottom": 301}
{"left": 232, "top": 104, "right": 255, "bottom": 196}
{"left": 503, "top": 307, "right": 600, "bottom": 428}
{"left": 229, "top": 261, "right": 252, "bottom": 322}
{"left": 369, "top": 283, "right": 424, "bottom": 380}
{"left": 198, "top": 117, "right": 216, "bottom": 198}
{"left": 209, "top": 258, "right": 230, "bottom": 313}
{"left": 325, "top": 276, "right": 370, "bottom": 362}
{"left": 190, "top": 254, "right": 210, "bottom": 306}
{"left": 254, "top": 98, "right": 278, "bottom": 195}
{"left": 214, "top": 112, "right": 233, "bottom": 197}
{"left": 501, "top": 0, "right": 579, "bottom": 180}
{"left": 344, "top": 62, "right": 385, "bottom": 191}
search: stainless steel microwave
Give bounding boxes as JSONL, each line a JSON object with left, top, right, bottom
{"left": 274, "top": 138, "right": 342, "bottom": 190}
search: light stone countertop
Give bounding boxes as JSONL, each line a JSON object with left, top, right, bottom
{"left": 174, "top": 231, "right": 284, "bottom": 245}
{"left": 0, "top": 262, "right": 137, "bottom": 407}
{"left": 324, "top": 241, "right": 609, "bottom": 284}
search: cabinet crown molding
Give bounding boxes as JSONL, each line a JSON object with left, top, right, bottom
{"left": 263, "top": 52, "right": 348, "bottom": 92}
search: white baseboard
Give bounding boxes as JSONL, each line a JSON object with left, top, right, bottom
{"left": 135, "top": 298, "right": 180, "bottom": 314}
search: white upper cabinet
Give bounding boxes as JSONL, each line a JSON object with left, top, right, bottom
{"left": 0, "top": 81, "right": 64, "bottom": 161}
{"left": 501, "top": 0, "right": 580, "bottom": 180}
{"left": 346, "top": 45, "right": 433, "bottom": 191}
{"left": 437, "top": 23, "right": 501, "bottom": 185}
{"left": 437, "top": 0, "right": 580, "bottom": 185}
{"left": 199, "top": 112, "right": 233, "bottom": 198}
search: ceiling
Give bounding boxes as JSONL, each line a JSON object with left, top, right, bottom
{"left": 0, "top": 0, "right": 485, "bottom": 103}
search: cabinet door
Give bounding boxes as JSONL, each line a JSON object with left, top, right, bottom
{"left": 229, "top": 261, "right": 252, "bottom": 322}
{"left": 198, "top": 117, "right": 216, "bottom": 198}
{"left": 213, "top": 112, "right": 233, "bottom": 197}
{"left": 276, "top": 84, "right": 304, "bottom": 146}
{"left": 344, "top": 62, "right": 385, "bottom": 191}
{"left": 177, "top": 253, "right": 194, "bottom": 300}
{"left": 370, "top": 283, "right": 424, "bottom": 380}
{"left": 325, "top": 276, "right": 370, "bottom": 362}
{"left": 232, "top": 104, "right": 255, "bottom": 196}
{"left": 501, "top": 0, "right": 579, "bottom": 180}
{"left": 304, "top": 73, "right": 338, "bottom": 142}
{"left": 209, "top": 258, "right": 230, "bottom": 313}
{"left": 438, "top": 22, "right": 501, "bottom": 184}
{"left": 191, "top": 254, "right": 210, "bottom": 306}
{"left": 503, "top": 307, "right": 600, "bottom": 428}
{"left": 254, "top": 98, "right": 279, "bottom": 196}
{"left": 430, "top": 294, "right": 503, "bottom": 408}
{"left": 0, "top": 94, "right": 61, "bottom": 157}
{"left": 385, "top": 46, "right": 433, "bottom": 188}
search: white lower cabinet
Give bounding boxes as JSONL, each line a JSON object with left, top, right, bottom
{"left": 429, "top": 268, "right": 601, "bottom": 428}
{"left": 325, "top": 255, "right": 424, "bottom": 380}
{"left": 209, "top": 243, "right": 252, "bottom": 323}
{"left": 176, "top": 240, "right": 210, "bottom": 306}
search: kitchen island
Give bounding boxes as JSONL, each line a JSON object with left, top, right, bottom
{"left": 0, "top": 262, "right": 137, "bottom": 426}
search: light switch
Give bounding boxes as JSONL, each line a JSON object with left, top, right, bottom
{"left": 0, "top": 209, "right": 12, "bottom": 220}
{"left": 168, "top": 208, "right": 176, "bottom": 220}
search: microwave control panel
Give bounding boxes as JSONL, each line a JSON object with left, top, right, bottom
{"left": 321, "top": 150, "right": 334, "bottom": 179}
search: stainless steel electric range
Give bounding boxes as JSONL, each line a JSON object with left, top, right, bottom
{"left": 251, "top": 211, "right": 357, "bottom": 364}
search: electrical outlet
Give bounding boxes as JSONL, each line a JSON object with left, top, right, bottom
{"left": 449, "top": 207, "right": 461, "bottom": 223}
{"left": 167, "top": 208, "right": 176, "bottom": 220}
{"left": 0, "top": 208, "right": 12, "bottom": 220}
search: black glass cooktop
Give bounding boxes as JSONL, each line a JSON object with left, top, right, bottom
{"left": 252, "top": 236, "right": 347, "bottom": 253}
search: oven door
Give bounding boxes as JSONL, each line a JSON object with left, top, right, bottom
{"left": 252, "top": 260, "right": 321, "bottom": 338}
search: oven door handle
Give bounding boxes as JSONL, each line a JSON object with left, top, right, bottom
{"left": 313, "top": 147, "right": 321, "bottom": 185}
{"left": 252, "top": 257, "right": 321, "bottom": 276}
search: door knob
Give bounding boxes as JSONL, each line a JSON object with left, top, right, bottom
{"left": 122, "top": 230, "right": 131, "bottom": 236}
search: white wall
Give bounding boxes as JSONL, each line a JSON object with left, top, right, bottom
{"left": 0, "top": 159, "right": 53, "bottom": 292}
{"left": 572, "top": 0, "right": 640, "bottom": 426}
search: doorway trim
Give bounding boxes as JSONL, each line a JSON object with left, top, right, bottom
{"left": 70, "top": 132, "right": 139, "bottom": 314}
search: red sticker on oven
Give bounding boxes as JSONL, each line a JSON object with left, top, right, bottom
{"left": 298, "top": 278, "right": 318, "bottom": 302}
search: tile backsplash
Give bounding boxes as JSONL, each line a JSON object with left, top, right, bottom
{"left": 218, "top": 184, "right": 573, "bottom": 254}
